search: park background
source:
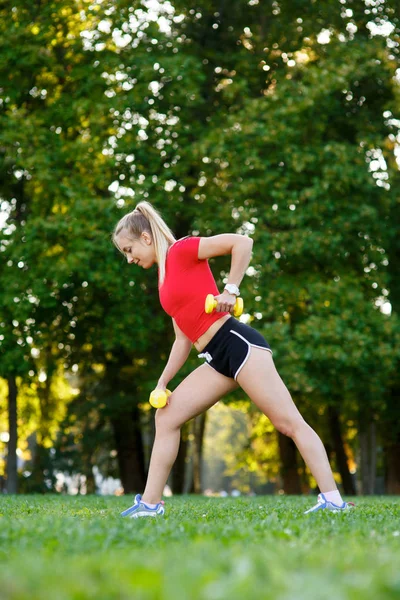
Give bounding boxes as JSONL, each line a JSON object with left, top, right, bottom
{"left": 0, "top": 0, "right": 400, "bottom": 501}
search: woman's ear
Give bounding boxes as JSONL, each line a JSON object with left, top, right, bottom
{"left": 141, "top": 231, "right": 152, "bottom": 245}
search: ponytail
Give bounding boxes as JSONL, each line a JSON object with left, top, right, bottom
{"left": 112, "top": 201, "right": 176, "bottom": 284}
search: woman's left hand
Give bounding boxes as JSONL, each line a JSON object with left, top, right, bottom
{"left": 214, "top": 292, "right": 237, "bottom": 313}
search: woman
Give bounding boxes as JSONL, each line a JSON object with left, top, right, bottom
{"left": 112, "top": 202, "right": 354, "bottom": 517}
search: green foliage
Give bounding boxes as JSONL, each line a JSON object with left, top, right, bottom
{"left": 203, "top": 401, "right": 280, "bottom": 493}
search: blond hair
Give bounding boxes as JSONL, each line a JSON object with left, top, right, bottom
{"left": 112, "top": 201, "right": 176, "bottom": 284}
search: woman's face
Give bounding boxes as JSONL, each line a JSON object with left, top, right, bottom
{"left": 117, "top": 231, "right": 157, "bottom": 268}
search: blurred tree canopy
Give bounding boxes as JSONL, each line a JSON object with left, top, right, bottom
{"left": 0, "top": 0, "right": 399, "bottom": 494}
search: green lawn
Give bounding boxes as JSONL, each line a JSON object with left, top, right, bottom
{"left": 0, "top": 494, "right": 399, "bottom": 599}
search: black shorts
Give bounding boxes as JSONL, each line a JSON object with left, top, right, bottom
{"left": 197, "top": 317, "right": 273, "bottom": 380}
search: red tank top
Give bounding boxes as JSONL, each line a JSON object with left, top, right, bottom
{"left": 158, "top": 236, "right": 229, "bottom": 343}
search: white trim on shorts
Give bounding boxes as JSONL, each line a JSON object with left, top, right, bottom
{"left": 230, "top": 330, "right": 273, "bottom": 381}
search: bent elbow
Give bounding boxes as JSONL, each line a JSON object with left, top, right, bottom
{"left": 243, "top": 236, "right": 253, "bottom": 251}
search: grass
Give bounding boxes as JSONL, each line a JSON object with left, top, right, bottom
{"left": 0, "top": 494, "right": 399, "bottom": 599}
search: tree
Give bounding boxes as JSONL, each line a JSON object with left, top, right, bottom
{"left": 167, "top": 0, "right": 400, "bottom": 492}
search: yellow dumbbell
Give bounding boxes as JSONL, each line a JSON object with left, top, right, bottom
{"left": 149, "top": 388, "right": 172, "bottom": 409}
{"left": 205, "top": 294, "right": 244, "bottom": 317}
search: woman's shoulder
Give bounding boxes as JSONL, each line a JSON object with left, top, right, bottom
{"left": 169, "top": 235, "right": 199, "bottom": 250}
{"left": 168, "top": 236, "right": 201, "bottom": 261}
{"left": 175, "top": 235, "right": 191, "bottom": 244}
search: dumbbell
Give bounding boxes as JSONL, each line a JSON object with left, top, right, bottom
{"left": 205, "top": 294, "right": 244, "bottom": 317}
{"left": 149, "top": 388, "right": 172, "bottom": 408}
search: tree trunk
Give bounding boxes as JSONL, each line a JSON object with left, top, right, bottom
{"left": 6, "top": 376, "right": 18, "bottom": 494}
{"left": 383, "top": 200, "right": 400, "bottom": 493}
{"left": 188, "top": 413, "right": 207, "bottom": 494}
{"left": 192, "top": 413, "right": 207, "bottom": 494}
{"left": 359, "top": 429, "right": 368, "bottom": 494}
{"left": 327, "top": 405, "right": 356, "bottom": 495}
{"left": 29, "top": 438, "right": 50, "bottom": 493}
{"left": 29, "top": 364, "right": 57, "bottom": 493}
{"left": 369, "top": 421, "right": 377, "bottom": 495}
{"left": 84, "top": 465, "right": 96, "bottom": 494}
{"left": 359, "top": 418, "right": 377, "bottom": 495}
{"left": 170, "top": 421, "right": 190, "bottom": 494}
{"left": 277, "top": 432, "right": 302, "bottom": 494}
{"left": 112, "top": 405, "right": 146, "bottom": 494}
{"left": 385, "top": 440, "right": 400, "bottom": 494}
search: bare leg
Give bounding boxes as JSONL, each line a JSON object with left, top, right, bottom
{"left": 141, "top": 428, "right": 181, "bottom": 504}
{"left": 236, "top": 349, "right": 337, "bottom": 493}
{"left": 142, "top": 364, "right": 238, "bottom": 504}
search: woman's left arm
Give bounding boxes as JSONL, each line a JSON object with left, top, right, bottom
{"left": 198, "top": 234, "right": 254, "bottom": 312}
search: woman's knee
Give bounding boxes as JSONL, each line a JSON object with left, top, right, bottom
{"left": 155, "top": 404, "right": 183, "bottom": 432}
{"left": 273, "top": 416, "right": 306, "bottom": 438}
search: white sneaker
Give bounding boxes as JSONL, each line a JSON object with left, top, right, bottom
{"left": 120, "top": 494, "right": 165, "bottom": 518}
{"left": 304, "top": 493, "right": 355, "bottom": 514}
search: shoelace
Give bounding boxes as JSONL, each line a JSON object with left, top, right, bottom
{"left": 314, "top": 494, "right": 326, "bottom": 507}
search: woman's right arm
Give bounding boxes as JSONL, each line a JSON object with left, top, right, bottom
{"left": 157, "top": 319, "right": 192, "bottom": 389}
